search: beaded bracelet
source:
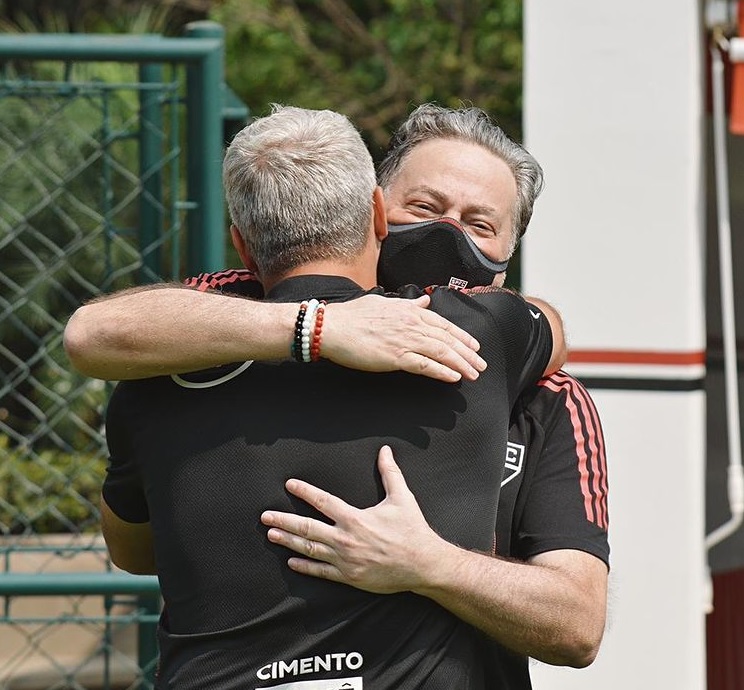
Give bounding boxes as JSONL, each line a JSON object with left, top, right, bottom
{"left": 292, "top": 299, "right": 323, "bottom": 362}
{"left": 300, "top": 299, "right": 320, "bottom": 363}
{"left": 291, "top": 301, "right": 309, "bottom": 362}
{"left": 310, "top": 302, "right": 326, "bottom": 362}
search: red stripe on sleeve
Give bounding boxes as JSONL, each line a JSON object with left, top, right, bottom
{"left": 183, "top": 269, "right": 260, "bottom": 292}
{"left": 558, "top": 372, "right": 609, "bottom": 530}
{"left": 538, "top": 372, "right": 609, "bottom": 530}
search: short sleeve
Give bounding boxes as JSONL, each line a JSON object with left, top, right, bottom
{"left": 511, "top": 372, "right": 610, "bottom": 566}
{"left": 102, "top": 383, "right": 150, "bottom": 523}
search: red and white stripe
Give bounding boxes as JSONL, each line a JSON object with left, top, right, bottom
{"left": 564, "top": 349, "right": 706, "bottom": 382}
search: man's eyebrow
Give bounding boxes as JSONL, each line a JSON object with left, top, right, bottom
{"left": 407, "top": 185, "right": 500, "bottom": 217}
{"left": 406, "top": 185, "right": 447, "bottom": 202}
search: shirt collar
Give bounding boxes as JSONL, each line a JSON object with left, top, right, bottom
{"left": 265, "top": 275, "right": 382, "bottom": 303}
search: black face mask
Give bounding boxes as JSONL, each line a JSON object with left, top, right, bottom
{"left": 377, "top": 218, "right": 509, "bottom": 292}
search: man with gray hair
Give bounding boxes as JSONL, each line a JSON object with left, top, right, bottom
{"left": 99, "top": 105, "right": 563, "bottom": 689}
{"left": 379, "top": 103, "right": 542, "bottom": 246}
{"left": 373, "top": 102, "right": 543, "bottom": 293}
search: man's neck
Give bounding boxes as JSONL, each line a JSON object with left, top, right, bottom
{"left": 262, "top": 259, "right": 378, "bottom": 293}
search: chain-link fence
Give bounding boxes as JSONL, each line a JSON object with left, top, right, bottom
{"left": 0, "top": 23, "right": 246, "bottom": 688}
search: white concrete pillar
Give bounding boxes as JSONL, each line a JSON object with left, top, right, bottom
{"left": 523, "top": 2, "right": 707, "bottom": 688}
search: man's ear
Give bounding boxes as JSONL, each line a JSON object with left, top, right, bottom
{"left": 230, "top": 225, "right": 258, "bottom": 273}
{"left": 372, "top": 186, "right": 388, "bottom": 241}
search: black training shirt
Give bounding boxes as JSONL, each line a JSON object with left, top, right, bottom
{"left": 104, "top": 275, "right": 553, "bottom": 690}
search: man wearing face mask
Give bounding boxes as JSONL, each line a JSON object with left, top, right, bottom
{"left": 65, "top": 104, "right": 608, "bottom": 688}
{"left": 262, "top": 105, "right": 609, "bottom": 687}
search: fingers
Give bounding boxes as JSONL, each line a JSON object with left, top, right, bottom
{"left": 262, "top": 510, "right": 347, "bottom": 585}
{"left": 322, "top": 296, "right": 486, "bottom": 382}
{"left": 261, "top": 509, "right": 335, "bottom": 544}
{"left": 265, "top": 526, "right": 347, "bottom": 585}
{"left": 397, "top": 339, "right": 486, "bottom": 383}
{"left": 399, "top": 304, "right": 486, "bottom": 382}
{"left": 410, "top": 294, "right": 431, "bottom": 308}
{"left": 264, "top": 524, "right": 334, "bottom": 562}
{"left": 403, "top": 302, "right": 486, "bottom": 379}
{"left": 286, "top": 557, "right": 344, "bottom": 583}
{"left": 260, "top": 479, "right": 351, "bottom": 561}
{"left": 377, "top": 445, "right": 409, "bottom": 497}
{"left": 283, "top": 478, "right": 348, "bottom": 520}
{"left": 420, "top": 306, "right": 481, "bottom": 354}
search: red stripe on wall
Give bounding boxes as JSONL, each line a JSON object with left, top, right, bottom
{"left": 568, "top": 350, "right": 706, "bottom": 365}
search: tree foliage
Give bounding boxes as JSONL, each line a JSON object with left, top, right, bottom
{"left": 0, "top": 0, "right": 205, "bottom": 34}
{"left": 0, "top": 0, "right": 525, "bottom": 152}
{"left": 212, "top": 0, "right": 524, "bottom": 156}
{"left": 0, "top": 434, "right": 107, "bottom": 534}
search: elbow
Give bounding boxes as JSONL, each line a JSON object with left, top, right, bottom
{"left": 556, "top": 340, "right": 569, "bottom": 372}
{"left": 544, "top": 340, "right": 569, "bottom": 376}
{"left": 538, "top": 622, "right": 605, "bottom": 668}
{"left": 563, "top": 633, "right": 602, "bottom": 668}
{"left": 119, "top": 562, "right": 157, "bottom": 577}
{"left": 108, "top": 549, "right": 157, "bottom": 576}
{"left": 63, "top": 308, "right": 98, "bottom": 376}
{"left": 65, "top": 305, "right": 132, "bottom": 380}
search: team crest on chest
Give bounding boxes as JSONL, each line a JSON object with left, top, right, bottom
{"left": 502, "top": 442, "right": 525, "bottom": 486}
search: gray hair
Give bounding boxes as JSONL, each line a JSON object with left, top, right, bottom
{"left": 377, "top": 103, "right": 544, "bottom": 254}
{"left": 223, "top": 105, "right": 377, "bottom": 279}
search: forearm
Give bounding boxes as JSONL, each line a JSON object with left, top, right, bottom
{"left": 415, "top": 541, "right": 606, "bottom": 667}
{"left": 65, "top": 287, "right": 485, "bottom": 382}
{"left": 65, "top": 286, "right": 297, "bottom": 380}
{"left": 262, "top": 448, "right": 606, "bottom": 666}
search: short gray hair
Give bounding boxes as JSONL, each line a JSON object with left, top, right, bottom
{"left": 377, "top": 103, "right": 544, "bottom": 253}
{"left": 223, "top": 105, "right": 377, "bottom": 279}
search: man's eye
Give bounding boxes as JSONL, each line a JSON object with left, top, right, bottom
{"left": 469, "top": 222, "right": 494, "bottom": 234}
{"left": 410, "top": 202, "right": 436, "bottom": 213}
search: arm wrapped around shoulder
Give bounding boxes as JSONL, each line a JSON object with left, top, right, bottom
{"left": 427, "top": 286, "right": 564, "bottom": 395}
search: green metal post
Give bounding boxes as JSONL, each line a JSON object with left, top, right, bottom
{"left": 184, "top": 21, "right": 226, "bottom": 274}
{"left": 0, "top": 33, "right": 224, "bottom": 61}
{"left": 139, "top": 63, "right": 164, "bottom": 283}
{"left": 0, "top": 572, "right": 160, "bottom": 596}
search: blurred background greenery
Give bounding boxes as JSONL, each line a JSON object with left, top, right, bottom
{"left": 0, "top": 0, "right": 526, "bottom": 151}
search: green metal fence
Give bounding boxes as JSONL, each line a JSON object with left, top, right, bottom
{"left": 0, "top": 22, "right": 247, "bottom": 688}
